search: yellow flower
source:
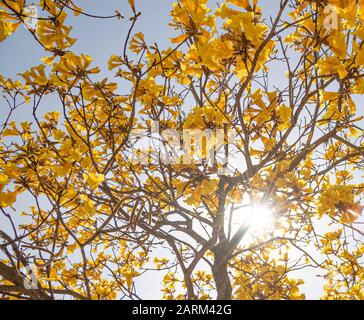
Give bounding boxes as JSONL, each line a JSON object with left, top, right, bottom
{"left": 83, "top": 172, "right": 105, "bottom": 189}
{"left": 317, "top": 185, "right": 363, "bottom": 223}
{"left": 317, "top": 56, "right": 347, "bottom": 79}
{"left": 227, "top": 0, "right": 251, "bottom": 10}
{"left": 0, "top": 173, "right": 8, "bottom": 188}
{"left": 277, "top": 105, "right": 292, "bottom": 130}
{"left": 129, "top": 32, "right": 146, "bottom": 54}
{"left": 0, "top": 191, "right": 17, "bottom": 208}
{"left": 108, "top": 55, "right": 123, "bottom": 70}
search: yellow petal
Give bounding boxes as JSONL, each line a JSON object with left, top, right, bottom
{"left": 128, "top": 0, "right": 135, "bottom": 12}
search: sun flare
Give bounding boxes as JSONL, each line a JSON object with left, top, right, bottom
{"left": 230, "top": 203, "right": 275, "bottom": 238}
{"left": 245, "top": 204, "right": 274, "bottom": 234}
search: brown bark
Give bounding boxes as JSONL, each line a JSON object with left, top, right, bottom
{"left": 212, "top": 249, "right": 232, "bottom": 300}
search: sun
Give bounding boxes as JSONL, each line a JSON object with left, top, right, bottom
{"left": 229, "top": 202, "right": 275, "bottom": 238}
{"left": 245, "top": 204, "right": 274, "bottom": 234}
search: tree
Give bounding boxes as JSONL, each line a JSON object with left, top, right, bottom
{"left": 0, "top": 0, "right": 364, "bottom": 300}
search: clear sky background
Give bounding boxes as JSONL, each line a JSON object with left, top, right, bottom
{"left": 0, "top": 0, "right": 327, "bottom": 299}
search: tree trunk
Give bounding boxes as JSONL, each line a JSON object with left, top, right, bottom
{"left": 212, "top": 252, "right": 232, "bottom": 300}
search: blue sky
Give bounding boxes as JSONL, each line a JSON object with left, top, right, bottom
{"left": 0, "top": 0, "right": 326, "bottom": 299}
